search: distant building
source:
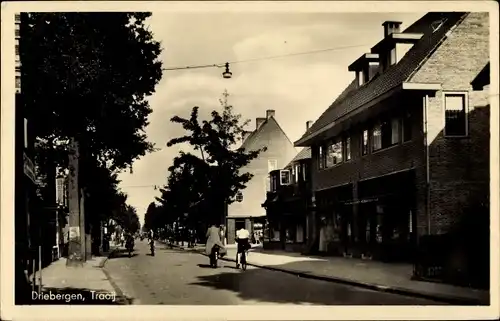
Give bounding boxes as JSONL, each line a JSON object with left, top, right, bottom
{"left": 227, "top": 110, "right": 297, "bottom": 244}
{"left": 262, "top": 121, "right": 314, "bottom": 252}
{"left": 295, "top": 12, "right": 490, "bottom": 286}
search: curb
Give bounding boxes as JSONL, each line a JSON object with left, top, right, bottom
{"left": 98, "top": 246, "right": 133, "bottom": 305}
{"left": 187, "top": 247, "right": 486, "bottom": 305}
{"left": 98, "top": 246, "right": 120, "bottom": 268}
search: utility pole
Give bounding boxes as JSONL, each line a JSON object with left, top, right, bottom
{"left": 66, "top": 137, "right": 84, "bottom": 266}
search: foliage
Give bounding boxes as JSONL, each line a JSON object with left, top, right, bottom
{"left": 21, "top": 12, "right": 163, "bottom": 172}
{"left": 151, "top": 90, "right": 266, "bottom": 229}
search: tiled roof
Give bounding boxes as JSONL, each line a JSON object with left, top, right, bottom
{"left": 296, "top": 12, "right": 468, "bottom": 145}
{"left": 287, "top": 147, "right": 311, "bottom": 167}
{"left": 240, "top": 116, "right": 294, "bottom": 151}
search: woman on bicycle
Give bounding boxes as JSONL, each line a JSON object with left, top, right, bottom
{"left": 235, "top": 227, "right": 250, "bottom": 268}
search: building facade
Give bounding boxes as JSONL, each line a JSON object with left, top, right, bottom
{"left": 227, "top": 110, "right": 297, "bottom": 244}
{"left": 262, "top": 121, "right": 314, "bottom": 252}
{"left": 295, "top": 12, "right": 490, "bottom": 285}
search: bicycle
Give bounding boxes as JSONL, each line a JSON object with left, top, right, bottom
{"left": 240, "top": 248, "right": 248, "bottom": 271}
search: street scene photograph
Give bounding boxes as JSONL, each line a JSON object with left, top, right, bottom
{"left": 2, "top": 0, "right": 498, "bottom": 318}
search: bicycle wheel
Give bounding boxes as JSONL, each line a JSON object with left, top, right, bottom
{"left": 241, "top": 252, "right": 247, "bottom": 271}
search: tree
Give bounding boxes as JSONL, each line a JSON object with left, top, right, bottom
{"left": 21, "top": 12, "right": 163, "bottom": 172}
{"left": 165, "top": 90, "right": 266, "bottom": 224}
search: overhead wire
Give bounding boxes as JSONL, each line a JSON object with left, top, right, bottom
{"left": 160, "top": 43, "right": 371, "bottom": 71}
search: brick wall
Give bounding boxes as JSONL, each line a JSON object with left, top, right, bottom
{"left": 410, "top": 12, "right": 490, "bottom": 234}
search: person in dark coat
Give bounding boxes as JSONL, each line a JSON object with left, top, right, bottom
{"left": 205, "top": 223, "right": 226, "bottom": 257}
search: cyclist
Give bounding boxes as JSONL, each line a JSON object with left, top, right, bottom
{"left": 235, "top": 227, "right": 250, "bottom": 269}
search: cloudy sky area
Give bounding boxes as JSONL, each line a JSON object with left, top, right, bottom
{"left": 117, "top": 11, "right": 424, "bottom": 224}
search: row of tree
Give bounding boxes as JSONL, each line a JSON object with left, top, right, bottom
{"left": 20, "top": 13, "right": 158, "bottom": 243}
{"left": 143, "top": 91, "right": 266, "bottom": 237}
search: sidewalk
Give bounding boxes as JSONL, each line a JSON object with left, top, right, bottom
{"left": 27, "top": 246, "right": 130, "bottom": 305}
{"left": 186, "top": 245, "right": 489, "bottom": 305}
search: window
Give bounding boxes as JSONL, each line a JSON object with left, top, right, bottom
{"left": 326, "top": 139, "right": 343, "bottom": 167}
{"left": 15, "top": 14, "right": 21, "bottom": 23}
{"left": 294, "top": 164, "right": 300, "bottom": 183}
{"left": 15, "top": 29, "right": 20, "bottom": 37}
{"left": 301, "top": 163, "right": 307, "bottom": 181}
{"left": 345, "top": 136, "right": 351, "bottom": 160}
{"left": 15, "top": 44, "right": 19, "bottom": 56}
{"left": 362, "top": 130, "right": 369, "bottom": 155}
{"left": 391, "top": 118, "right": 400, "bottom": 145}
{"left": 15, "top": 75, "right": 21, "bottom": 89}
{"left": 270, "top": 175, "right": 277, "bottom": 192}
{"left": 444, "top": 93, "right": 467, "bottom": 136}
{"left": 266, "top": 175, "right": 271, "bottom": 192}
{"left": 389, "top": 47, "right": 397, "bottom": 66}
{"left": 372, "top": 123, "right": 382, "bottom": 151}
{"left": 318, "top": 146, "right": 325, "bottom": 170}
{"left": 280, "top": 170, "right": 291, "bottom": 185}
{"left": 402, "top": 112, "right": 412, "bottom": 142}
{"left": 357, "top": 71, "right": 364, "bottom": 86}
{"left": 268, "top": 159, "right": 277, "bottom": 173}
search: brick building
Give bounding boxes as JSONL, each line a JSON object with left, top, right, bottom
{"left": 294, "top": 12, "right": 490, "bottom": 283}
{"left": 227, "top": 110, "right": 297, "bottom": 244}
{"left": 262, "top": 122, "right": 314, "bottom": 252}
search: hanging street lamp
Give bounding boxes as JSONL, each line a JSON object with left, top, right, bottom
{"left": 222, "top": 62, "right": 232, "bottom": 79}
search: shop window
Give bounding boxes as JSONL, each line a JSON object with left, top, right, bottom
{"left": 402, "top": 112, "right": 412, "bottom": 142}
{"left": 296, "top": 225, "right": 304, "bottom": 242}
{"left": 326, "top": 139, "right": 343, "bottom": 167}
{"left": 344, "top": 136, "right": 351, "bottom": 160}
{"left": 444, "top": 93, "right": 468, "bottom": 137}
{"left": 362, "top": 129, "right": 369, "bottom": 155}
{"left": 286, "top": 227, "right": 296, "bottom": 243}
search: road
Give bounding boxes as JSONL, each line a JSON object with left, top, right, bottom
{"left": 104, "top": 240, "right": 444, "bottom": 305}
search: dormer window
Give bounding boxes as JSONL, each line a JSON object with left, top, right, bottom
{"left": 349, "top": 53, "right": 379, "bottom": 87}
{"left": 372, "top": 21, "right": 423, "bottom": 72}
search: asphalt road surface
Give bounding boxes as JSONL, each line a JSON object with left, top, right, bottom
{"left": 104, "top": 240, "right": 444, "bottom": 305}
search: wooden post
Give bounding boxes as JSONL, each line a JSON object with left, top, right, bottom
{"left": 67, "top": 138, "right": 84, "bottom": 266}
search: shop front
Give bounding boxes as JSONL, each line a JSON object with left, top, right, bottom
{"left": 315, "top": 184, "right": 353, "bottom": 256}
{"left": 355, "top": 169, "right": 416, "bottom": 262}
{"left": 262, "top": 195, "right": 308, "bottom": 252}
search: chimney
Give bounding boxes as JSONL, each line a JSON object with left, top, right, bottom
{"left": 256, "top": 117, "right": 266, "bottom": 129}
{"left": 241, "top": 130, "right": 252, "bottom": 142}
{"left": 382, "top": 21, "right": 402, "bottom": 37}
{"left": 266, "top": 109, "right": 276, "bottom": 119}
{"left": 306, "top": 121, "right": 313, "bottom": 131}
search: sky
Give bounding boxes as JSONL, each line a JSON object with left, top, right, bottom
{"left": 117, "top": 11, "right": 424, "bottom": 225}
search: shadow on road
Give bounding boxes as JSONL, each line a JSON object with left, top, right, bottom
{"left": 108, "top": 248, "right": 140, "bottom": 259}
{"left": 189, "top": 260, "right": 449, "bottom": 305}
{"left": 26, "top": 287, "right": 133, "bottom": 305}
{"left": 197, "top": 264, "right": 214, "bottom": 269}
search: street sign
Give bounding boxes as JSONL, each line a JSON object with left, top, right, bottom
{"left": 236, "top": 191, "right": 243, "bottom": 202}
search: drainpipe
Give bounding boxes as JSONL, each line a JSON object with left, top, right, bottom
{"left": 423, "top": 94, "right": 431, "bottom": 235}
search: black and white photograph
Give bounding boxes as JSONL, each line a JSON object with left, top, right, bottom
{"left": 1, "top": 1, "right": 498, "bottom": 320}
